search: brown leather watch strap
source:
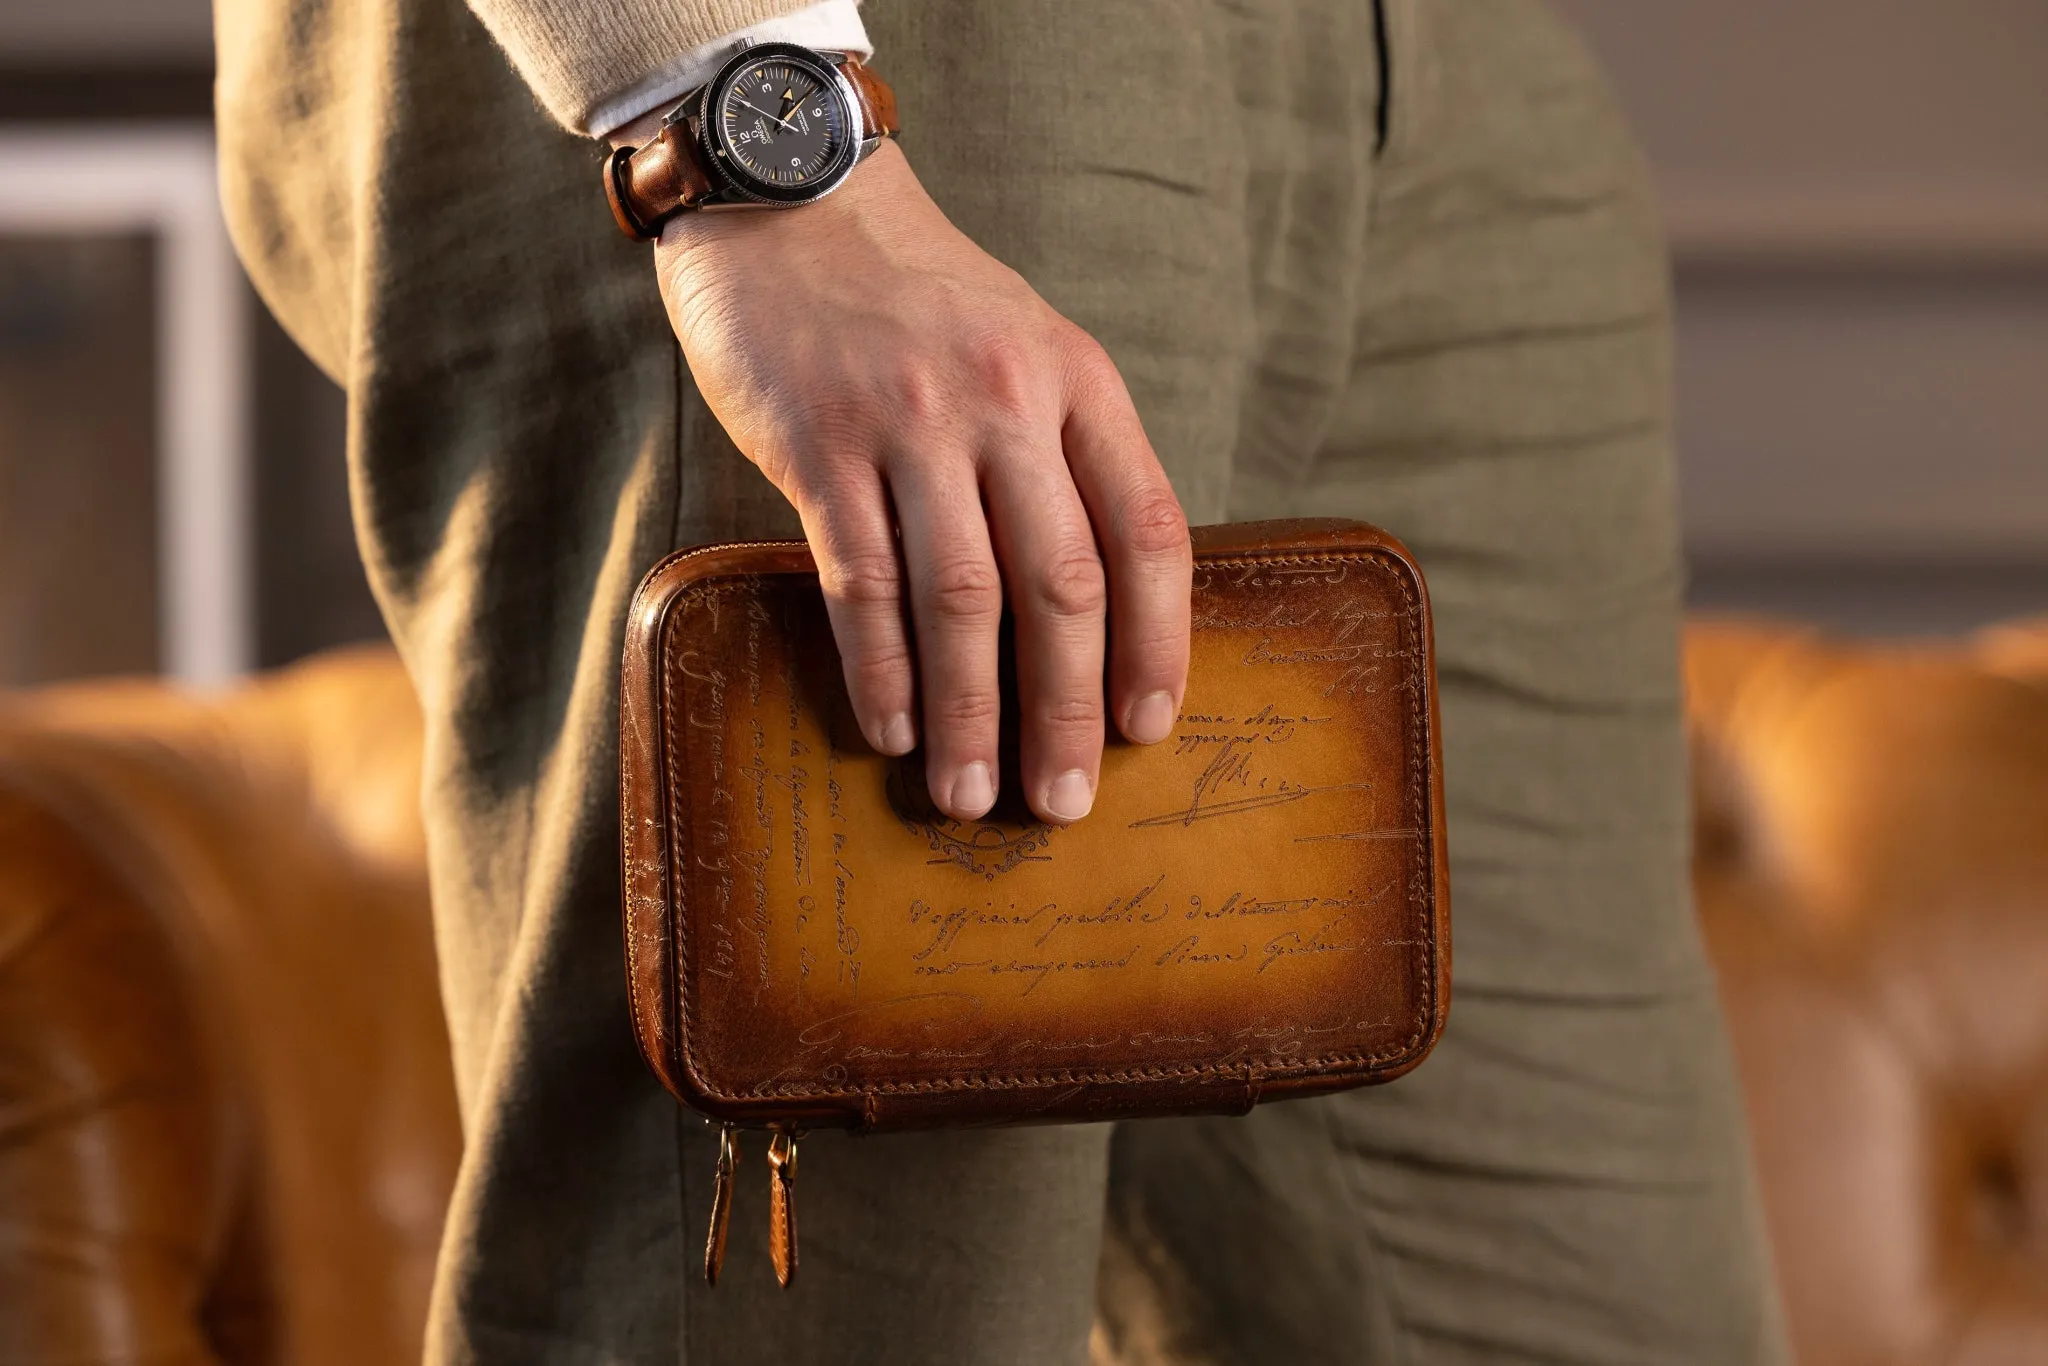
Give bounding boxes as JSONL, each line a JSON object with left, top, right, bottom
{"left": 603, "top": 55, "right": 899, "bottom": 243}
{"left": 840, "top": 57, "right": 899, "bottom": 140}
{"left": 605, "top": 121, "right": 714, "bottom": 242}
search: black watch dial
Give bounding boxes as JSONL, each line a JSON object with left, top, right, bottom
{"left": 708, "top": 49, "right": 855, "bottom": 201}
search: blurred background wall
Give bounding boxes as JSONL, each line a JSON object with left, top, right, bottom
{"left": 1, "top": 0, "right": 2044, "bottom": 685}
{"left": 0, "top": 0, "right": 377, "bottom": 687}
{"left": 1555, "top": 0, "right": 2048, "bottom": 633}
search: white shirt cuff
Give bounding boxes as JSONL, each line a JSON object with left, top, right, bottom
{"left": 588, "top": 0, "right": 873, "bottom": 140}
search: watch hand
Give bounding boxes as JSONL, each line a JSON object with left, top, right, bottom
{"left": 734, "top": 97, "right": 799, "bottom": 132}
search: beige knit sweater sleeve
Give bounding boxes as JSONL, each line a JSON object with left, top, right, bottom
{"left": 466, "top": 0, "right": 822, "bottom": 134}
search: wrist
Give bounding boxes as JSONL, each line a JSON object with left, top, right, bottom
{"left": 658, "top": 140, "right": 914, "bottom": 256}
{"left": 604, "top": 45, "right": 899, "bottom": 239}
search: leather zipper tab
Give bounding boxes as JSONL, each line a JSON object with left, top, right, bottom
{"left": 766, "top": 1128, "right": 800, "bottom": 1288}
{"left": 703, "top": 1124, "right": 737, "bottom": 1286}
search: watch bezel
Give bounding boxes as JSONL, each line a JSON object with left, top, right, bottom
{"left": 698, "top": 42, "right": 866, "bottom": 207}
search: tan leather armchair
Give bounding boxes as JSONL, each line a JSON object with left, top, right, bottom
{"left": 0, "top": 646, "right": 458, "bottom": 1366}
{"left": 7, "top": 622, "right": 2046, "bottom": 1365}
{"left": 1687, "top": 617, "right": 2048, "bottom": 1365}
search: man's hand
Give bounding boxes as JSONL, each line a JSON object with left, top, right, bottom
{"left": 651, "top": 141, "right": 1190, "bottom": 825}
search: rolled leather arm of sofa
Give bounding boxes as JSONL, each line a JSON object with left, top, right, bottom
{"left": 0, "top": 776, "right": 247, "bottom": 1366}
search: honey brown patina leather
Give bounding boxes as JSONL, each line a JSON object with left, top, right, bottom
{"left": 605, "top": 57, "right": 900, "bottom": 241}
{"left": 841, "top": 60, "right": 898, "bottom": 146}
{"left": 606, "top": 122, "right": 716, "bottom": 238}
{"left": 620, "top": 519, "right": 1450, "bottom": 1146}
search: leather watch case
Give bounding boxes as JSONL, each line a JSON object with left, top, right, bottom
{"left": 620, "top": 519, "right": 1451, "bottom": 1134}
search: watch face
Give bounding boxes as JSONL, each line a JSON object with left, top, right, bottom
{"left": 708, "top": 48, "right": 855, "bottom": 202}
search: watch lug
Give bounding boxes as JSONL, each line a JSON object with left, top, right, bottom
{"left": 695, "top": 186, "right": 750, "bottom": 211}
{"left": 661, "top": 86, "right": 704, "bottom": 131}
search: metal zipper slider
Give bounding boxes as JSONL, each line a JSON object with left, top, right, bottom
{"left": 766, "top": 1127, "right": 800, "bottom": 1288}
{"left": 703, "top": 1124, "right": 737, "bottom": 1286}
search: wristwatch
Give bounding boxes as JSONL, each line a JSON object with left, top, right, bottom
{"left": 604, "top": 42, "right": 899, "bottom": 241}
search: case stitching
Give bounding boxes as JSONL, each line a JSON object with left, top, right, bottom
{"left": 659, "top": 581, "right": 749, "bottom": 1105}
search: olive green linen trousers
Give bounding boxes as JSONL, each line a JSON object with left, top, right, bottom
{"left": 216, "top": 0, "right": 1789, "bottom": 1361}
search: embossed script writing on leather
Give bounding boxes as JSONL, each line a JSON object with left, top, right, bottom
{"left": 620, "top": 520, "right": 1450, "bottom": 1138}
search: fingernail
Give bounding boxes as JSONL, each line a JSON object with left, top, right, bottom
{"left": 1126, "top": 691, "right": 1177, "bottom": 745}
{"left": 949, "top": 761, "right": 995, "bottom": 818}
{"left": 876, "top": 712, "right": 915, "bottom": 755}
{"left": 1043, "top": 769, "right": 1095, "bottom": 824}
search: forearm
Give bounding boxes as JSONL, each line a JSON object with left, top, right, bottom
{"left": 458, "top": 0, "right": 1189, "bottom": 825}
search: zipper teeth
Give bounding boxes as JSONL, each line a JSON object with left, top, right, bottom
{"left": 646, "top": 531, "right": 1385, "bottom": 584}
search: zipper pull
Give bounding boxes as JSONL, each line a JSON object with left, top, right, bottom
{"left": 766, "top": 1127, "right": 800, "bottom": 1288}
{"left": 703, "top": 1124, "right": 737, "bottom": 1286}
